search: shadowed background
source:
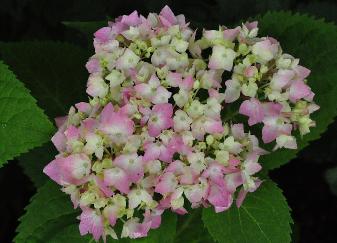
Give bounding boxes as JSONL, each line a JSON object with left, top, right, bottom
{"left": 0, "top": 0, "right": 336, "bottom": 242}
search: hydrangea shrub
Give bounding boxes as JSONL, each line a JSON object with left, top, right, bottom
{"left": 41, "top": 6, "right": 319, "bottom": 241}
{"left": 1, "top": 6, "right": 337, "bottom": 243}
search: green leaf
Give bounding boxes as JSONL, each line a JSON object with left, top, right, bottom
{"left": 0, "top": 41, "right": 89, "bottom": 184}
{"left": 15, "top": 181, "right": 81, "bottom": 243}
{"left": 0, "top": 61, "right": 54, "bottom": 167}
{"left": 256, "top": 12, "right": 337, "bottom": 170}
{"left": 48, "top": 224, "right": 93, "bottom": 243}
{"left": 128, "top": 211, "right": 177, "bottom": 243}
{"left": 0, "top": 41, "right": 89, "bottom": 119}
{"left": 63, "top": 21, "right": 107, "bottom": 39}
{"left": 18, "top": 142, "right": 57, "bottom": 187}
{"left": 202, "top": 180, "right": 292, "bottom": 243}
{"left": 15, "top": 181, "right": 177, "bottom": 243}
{"left": 174, "top": 208, "right": 214, "bottom": 243}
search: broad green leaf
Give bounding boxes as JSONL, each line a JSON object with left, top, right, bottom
{"left": 0, "top": 61, "right": 54, "bottom": 167}
{"left": 297, "top": 1, "right": 337, "bottom": 23}
{"left": 63, "top": 21, "right": 107, "bottom": 39}
{"left": 48, "top": 211, "right": 177, "bottom": 243}
{"left": 0, "top": 41, "right": 89, "bottom": 119}
{"left": 174, "top": 208, "right": 214, "bottom": 243}
{"left": 18, "top": 142, "right": 57, "bottom": 187}
{"left": 14, "top": 181, "right": 79, "bottom": 243}
{"left": 16, "top": 181, "right": 177, "bottom": 243}
{"left": 202, "top": 180, "right": 292, "bottom": 243}
{"left": 256, "top": 12, "right": 337, "bottom": 170}
{"left": 0, "top": 41, "right": 89, "bottom": 184}
{"left": 127, "top": 211, "right": 177, "bottom": 243}
{"left": 49, "top": 224, "right": 93, "bottom": 243}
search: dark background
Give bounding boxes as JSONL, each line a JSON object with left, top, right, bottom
{"left": 1, "top": 0, "right": 337, "bottom": 242}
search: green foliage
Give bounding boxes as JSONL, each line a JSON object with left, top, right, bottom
{"left": 126, "top": 211, "right": 177, "bottom": 243}
{"left": 11, "top": 11, "right": 337, "bottom": 243}
{"left": 0, "top": 41, "right": 89, "bottom": 119}
{"left": 15, "top": 181, "right": 83, "bottom": 242}
{"left": 256, "top": 12, "right": 337, "bottom": 170}
{"left": 0, "top": 61, "right": 54, "bottom": 167}
{"left": 202, "top": 180, "right": 292, "bottom": 243}
{"left": 0, "top": 41, "right": 89, "bottom": 184}
{"left": 48, "top": 225, "right": 93, "bottom": 243}
{"left": 300, "top": 121, "right": 337, "bottom": 163}
{"left": 62, "top": 21, "right": 107, "bottom": 39}
{"left": 18, "top": 142, "right": 57, "bottom": 187}
{"left": 15, "top": 181, "right": 177, "bottom": 243}
{"left": 174, "top": 209, "right": 214, "bottom": 243}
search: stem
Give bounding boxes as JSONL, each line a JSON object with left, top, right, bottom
{"left": 192, "top": 88, "right": 200, "bottom": 100}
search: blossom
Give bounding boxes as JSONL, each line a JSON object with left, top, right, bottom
{"left": 239, "top": 98, "right": 264, "bottom": 126}
{"left": 173, "top": 110, "right": 192, "bottom": 132}
{"left": 143, "top": 141, "right": 174, "bottom": 163}
{"left": 262, "top": 116, "right": 292, "bottom": 143}
{"left": 252, "top": 38, "right": 279, "bottom": 63}
{"left": 104, "top": 167, "right": 130, "bottom": 194}
{"left": 99, "top": 103, "right": 135, "bottom": 144}
{"left": 44, "top": 154, "right": 91, "bottom": 186}
{"left": 208, "top": 45, "right": 236, "bottom": 71}
{"left": 289, "top": 80, "right": 311, "bottom": 103}
{"left": 121, "top": 218, "right": 151, "bottom": 239}
{"left": 135, "top": 74, "right": 171, "bottom": 104}
{"left": 155, "top": 172, "right": 178, "bottom": 195}
{"left": 79, "top": 208, "right": 104, "bottom": 241}
{"left": 207, "top": 183, "right": 233, "bottom": 212}
{"left": 43, "top": 5, "right": 318, "bottom": 242}
{"left": 116, "top": 48, "right": 140, "bottom": 70}
{"left": 224, "top": 79, "right": 241, "bottom": 103}
{"left": 147, "top": 103, "right": 173, "bottom": 137}
{"left": 86, "top": 74, "right": 108, "bottom": 98}
{"left": 128, "top": 188, "right": 154, "bottom": 209}
{"left": 114, "top": 153, "right": 144, "bottom": 183}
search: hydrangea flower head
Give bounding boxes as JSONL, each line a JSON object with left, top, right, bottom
{"left": 44, "top": 5, "right": 319, "bottom": 241}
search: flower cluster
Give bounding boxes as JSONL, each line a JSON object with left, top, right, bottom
{"left": 43, "top": 5, "right": 319, "bottom": 242}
